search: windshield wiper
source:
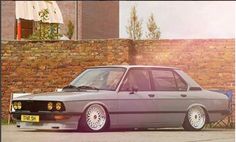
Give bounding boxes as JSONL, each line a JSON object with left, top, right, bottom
{"left": 62, "top": 85, "right": 99, "bottom": 92}
{"left": 76, "top": 86, "right": 99, "bottom": 90}
{"left": 63, "top": 85, "right": 77, "bottom": 89}
{"left": 62, "top": 85, "right": 81, "bottom": 92}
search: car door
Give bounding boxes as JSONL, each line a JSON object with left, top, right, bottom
{"left": 117, "top": 68, "right": 157, "bottom": 128}
{"left": 150, "top": 68, "right": 189, "bottom": 127}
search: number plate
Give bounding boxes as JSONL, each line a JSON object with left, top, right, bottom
{"left": 21, "top": 115, "right": 40, "bottom": 122}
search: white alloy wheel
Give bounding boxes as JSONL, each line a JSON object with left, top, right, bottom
{"left": 85, "top": 104, "right": 107, "bottom": 131}
{"left": 187, "top": 106, "right": 206, "bottom": 130}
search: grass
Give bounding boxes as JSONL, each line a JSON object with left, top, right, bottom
{"left": 1, "top": 119, "right": 16, "bottom": 125}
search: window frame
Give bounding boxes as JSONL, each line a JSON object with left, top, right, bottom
{"left": 118, "top": 67, "right": 152, "bottom": 92}
{"left": 173, "top": 70, "right": 188, "bottom": 91}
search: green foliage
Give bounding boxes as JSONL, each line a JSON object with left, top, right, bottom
{"left": 39, "top": 8, "right": 49, "bottom": 22}
{"left": 126, "top": 6, "right": 143, "bottom": 40}
{"left": 66, "top": 20, "right": 74, "bottom": 39}
{"left": 1, "top": 119, "right": 16, "bottom": 125}
{"left": 28, "top": 9, "right": 61, "bottom": 40}
{"left": 146, "top": 13, "right": 161, "bottom": 39}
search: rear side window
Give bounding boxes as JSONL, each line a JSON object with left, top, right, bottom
{"left": 120, "top": 69, "right": 151, "bottom": 91}
{"left": 151, "top": 69, "right": 177, "bottom": 91}
{"left": 173, "top": 72, "right": 188, "bottom": 91}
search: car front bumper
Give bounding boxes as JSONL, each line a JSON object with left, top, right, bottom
{"left": 11, "top": 111, "right": 81, "bottom": 130}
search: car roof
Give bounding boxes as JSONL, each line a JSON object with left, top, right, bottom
{"left": 89, "top": 65, "right": 180, "bottom": 70}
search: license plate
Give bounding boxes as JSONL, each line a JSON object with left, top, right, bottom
{"left": 21, "top": 115, "right": 40, "bottom": 122}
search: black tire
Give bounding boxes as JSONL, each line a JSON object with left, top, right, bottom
{"left": 78, "top": 104, "right": 109, "bottom": 132}
{"left": 183, "top": 106, "right": 207, "bottom": 131}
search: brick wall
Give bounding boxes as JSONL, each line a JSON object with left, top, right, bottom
{"left": 1, "top": 39, "right": 235, "bottom": 119}
{"left": 1, "top": 39, "right": 131, "bottom": 118}
{"left": 133, "top": 39, "right": 235, "bottom": 90}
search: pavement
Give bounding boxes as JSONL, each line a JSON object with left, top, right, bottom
{"left": 1, "top": 125, "right": 235, "bottom": 142}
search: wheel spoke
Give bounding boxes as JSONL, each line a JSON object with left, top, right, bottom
{"left": 188, "top": 106, "right": 206, "bottom": 129}
{"left": 86, "top": 104, "right": 107, "bottom": 131}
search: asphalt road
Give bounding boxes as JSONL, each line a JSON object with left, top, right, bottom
{"left": 2, "top": 125, "right": 235, "bottom": 142}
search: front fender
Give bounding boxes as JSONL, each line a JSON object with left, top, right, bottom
{"left": 82, "top": 101, "right": 110, "bottom": 114}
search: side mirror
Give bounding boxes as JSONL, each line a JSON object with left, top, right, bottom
{"left": 130, "top": 86, "right": 138, "bottom": 94}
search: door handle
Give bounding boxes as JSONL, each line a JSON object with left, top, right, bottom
{"left": 148, "top": 94, "right": 155, "bottom": 97}
{"left": 180, "top": 94, "right": 187, "bottom": 97}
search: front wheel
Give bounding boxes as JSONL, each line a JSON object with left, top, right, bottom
{"left": 79, "top": 104, "right": 108, "bottom": 132}
{"left": 183, "top": 106, "right": 206, "bottom": 131}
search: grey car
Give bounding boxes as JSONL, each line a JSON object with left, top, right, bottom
{"left": 11, "top": 65, "right": 230, "bottom": 132}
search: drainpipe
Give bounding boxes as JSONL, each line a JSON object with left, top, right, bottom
{"left": 17, "top": 19, "right": 21, "bottom": 40}
{"left": 75, "top": 1, "right": 78, "bottom": 40}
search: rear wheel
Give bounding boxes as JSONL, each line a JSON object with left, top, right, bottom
{"left": 79, "top": 104, "right": 108, "bottom": 132}
{"left": 183, "top": 106, "right": 206, "bottom": 131}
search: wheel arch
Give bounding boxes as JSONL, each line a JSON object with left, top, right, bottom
{"left": 187, "top": 103, "right": 207, "bottom": 111}
{"left": 82, "top": 101, "right": 110, "bottom": 113}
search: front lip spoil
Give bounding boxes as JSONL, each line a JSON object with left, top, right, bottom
{"left": 11, "top": 111, "right": 82, "bottom": 121}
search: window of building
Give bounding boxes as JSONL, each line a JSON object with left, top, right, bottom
{"left": 15, "top": 19, "right": 34, "bottom": 39}
{"left": 15, "top": 19, "right": 60, "bottom": 39}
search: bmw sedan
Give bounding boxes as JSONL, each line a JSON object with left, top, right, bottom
{"left": 11, "top": 65, "right": 230, "bottom": 132}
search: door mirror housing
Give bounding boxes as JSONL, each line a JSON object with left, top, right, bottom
{"left": 130, "top": 86, "right": 138, "bottom": 94}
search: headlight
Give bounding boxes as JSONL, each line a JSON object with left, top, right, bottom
{"left": 13, "top": 102, "right": 18, "bottom": 110}
{"left": 17, "top": 102, "right": 22, "bottom": 109}
{"left": 47, "top": 102, "right": 53, "bottom": 110}
{"left": 55, "top": 102, "right": 62, "bottom": 111}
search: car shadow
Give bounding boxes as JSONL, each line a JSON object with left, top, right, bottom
{"left": 20, "top": 128, "right": 229, "bottom": 133}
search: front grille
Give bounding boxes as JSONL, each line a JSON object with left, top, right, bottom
{"left": 12, "top": 101, "right": 65, "bottom": 112}
{"left": 23, "top": 101, "right": 47, "bottom": 112}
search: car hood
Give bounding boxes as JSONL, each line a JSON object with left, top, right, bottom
{"left": 13, "top": 90, "right": 115, "bottom": 102}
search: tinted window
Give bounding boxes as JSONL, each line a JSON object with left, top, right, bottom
{"left": 174, "top": 72, "right": 188, "bottom": 91}
{"left": 120, "top": 69, "right": 151, "bottom": 91}
{"left": 151, "top": 70, "right": 177, "bottom": 91}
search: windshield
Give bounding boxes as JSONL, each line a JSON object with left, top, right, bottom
{"left": 70, "top": 67, "right": 126, "bottom": 91}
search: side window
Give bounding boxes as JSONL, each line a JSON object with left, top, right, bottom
{"left": 174, "top": 72, "right": 188, "bottom": 91}
{"left": 120, "top": 69, "right": 151, "bottom": 91}
{"left": 151, "top": 69, "right": 177, "bottom": 91}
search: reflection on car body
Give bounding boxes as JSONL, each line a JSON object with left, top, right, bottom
{"left": 11, "top": 65, "right": 230, "bottom": 132}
